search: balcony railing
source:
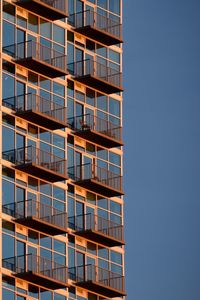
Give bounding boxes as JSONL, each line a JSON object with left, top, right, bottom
{"left": 14, "top": 0, "right": 68, "bottom": 21}
{"left": 68, "top": 10, "right": 122, "bottom": 45}
{"left": 3, "top": 40, "right": 68, "bottom": 78}
{"left": 3, "top": 199, "right": 68, "bottom": 235}
{"left": 2, "top": 146, "right": 68, "bottom": 182}
{"left": 68, "top": 163, "right": 123, "bottom": 197}
{"left": 70, "top": 264, "right": 126, "bottom": 298}
{"left": 68, "top": 59, "right": 123, "bottom": 94}
{"left": 3, "top": 93, "right": 67, "bottom": 130}
{"left": 68, "top": 114, "right": 123, "bottom": 148}
{"left": 68, "top": 213, "right": 124, "bottom": 247}
{"left": 3, "top": 254, "right": 69, "bottom": 289}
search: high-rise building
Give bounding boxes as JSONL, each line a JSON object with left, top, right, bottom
{"left": 0, "top": 0, "right": 125, "bottom": 299}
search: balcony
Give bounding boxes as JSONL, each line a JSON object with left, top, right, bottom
{"left": 68, "top": 59, "right": 123, "bottom": 94}
{"left": 68, "top": 163, "right": 124, "bottom": 197}
{"left": 68, "top": 10, "right": 122, "bottom": 46}
{"left": 71, "top": 264, "right": 126, "bottom": 298}
{"left": 13, "top": 0, "right": 68, "bottom": 21}
{"left": 69, "top": 213, "right": 125, "bottom": 247}
{"left": 3, "top": 254, "right": 69, "bottom": 289}
{"left": 3, "top": 94, "right": 67, "bottom": 130}
{"left": 3, "top": 200, "right": 68, "bottom": 235}
{"left": 68, "top": 114, "right": 123, "bottom": 148}
{"left": 2, "top": 146, "right": 68, "bottom": 182}
{"left": 3, "top": 41, "right": 68, "bottom": 78}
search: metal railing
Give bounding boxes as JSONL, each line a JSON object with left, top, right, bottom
{"left": 3, "top": 93, "right": 67, "bottom": 125}
{"left": 68, "top": 163, "right": 122, "bottom": 192}
{"left": 68, "top": 59, "right": 122, "bottom": 89}
{"left": 3, "top": 40, "right": 67, "bottom": 72}
{"left": 3, "top": 199, "right": 68, "bottom": 231}
{"left": 2, "top": 146, "right": 67, "bottom": 177}
{"left": 69, "top": 10, "right": 122, "bottom": 40}
{"left": 68, "top": 114, "right": 122, "bottom": 143}
{"left": 68, "top": 213, "right": 124, "bottom": 242}
{"left": 35, "top": 0, "right": 67, "bottom": 13}
{"left": 74, "top": 264, "right": 125, "bottom": 292}
{"left": 2, "top": 254, "right": 68, "bottom": 284}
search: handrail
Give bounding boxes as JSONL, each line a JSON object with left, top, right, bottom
{"left": 69, "top": 10, "right": 122, "bottom": 40}
{"left": 2, "top": 146, "right": 67, "bottom": 177}
{"left": 68, "top": 163, "right": 122, "bottom": 192}
{"left": 75, "top": 264, "right": 125, "bottom": 292}
{"left": 3, "top": 40, "right": 68, "bottom": 72}
{"left": 2, "top": 199, "right": 68, "bottom": 230}
{"left": 2, "top": 93, "right": 67, "bottom": 125}
{"left": 67, "top": 59, "right": 122, "bottom": 88}
{"left": 37, "top": 0, "right": 67, "bottom": 13}
{"left": 2, "top": 254, "right": 68, "bottom": 284}
{"left": 67, "top": 113, "right": 122, "bottom": 143}
{"left": 69, "top": 212, "right": 124, "bottom": 242}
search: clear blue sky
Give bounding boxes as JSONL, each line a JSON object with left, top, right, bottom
{"left": 124, "top": 1, "right": 200, "bottom": 299}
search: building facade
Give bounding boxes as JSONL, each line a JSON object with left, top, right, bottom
{"left": 0, "top": 0, "right": 125, "bottom": 299}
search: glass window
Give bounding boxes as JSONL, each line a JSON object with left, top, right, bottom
{"left": 3, "top": 113, "right": 15, "bottom": 128}
{"left": 109, "top": 49, "right": 120, "bottom": 63}
{"left": 40, "top": 289, "right": 52, "bottom": 300}
{"left": 53, "top": 186, "right": 65, "bottom": 201}
{"left": 97, "top": 197, "right": 108, "bottom": 209}
{"left": 98, "top": 258, "right": 109, "bottom": 269}
{"left": 53, "top": 82, "right": 65, "bottom": 97}
{"left": 109, "top": 152, "right": 121, "bottom": 166}
{"left": 53, "top": 134, "right": 65, "bottom": 149}
{"left": 28, "top": 124, "right": 38, "bottom": 138}
{"left": 54, "top": 294, "right": 66, "bottom": 300}
{"left": 110, "top": 250, "right": 122, "bottom": 264}
{"left": 97, "top": 93, "right": 107, "bottom": 111}
{"left": 109, "top": 0, "right": 120, "bottom": 15}
{"left": 54, "top": 253, "right": 65, "bottom": 265}
{"left": 3, "top": 60, "right": 15, "bottom": 74}
{"left": 97, "top": 147, "right": 108, "bottom": 160}
{"left": 40, "top": 129, "right": 51, "bottom": 144}
{"left": 2, "top": 275, "right": 15, "bottom": 290}
{"left": 2, "top": 180, "right": 14, "bottom": 205}
{"left": 54, "top": 239, "right": 66, "bottom": 254}
{"left": 28, "top": 177, "right": 38, "bottom": 191}
{"left": 28, "top": 71, "right": 38, "bottom": 85}
{"left": 111, "top": 263, "right": 122, "bottom": 274}
{"left": 87, "top": 242, "right": 96, "bottom": 255}
{"left": 96, "top": 44, "right": 107, "bottom": 58}
{"left": 28, "top": 230, "right": 39, "bottom": 244}
{"left": 2, "top": 167, "right": 15, "bottom": 181}
{"left": 40, "top": 19, "right": 51, "bottom": 39}
{"left": 40, "top": 235, "right": 52, "bottom": 249}
{"left": 3, "top": 73, "right": 15, "bottom": 100}
{"left": 109, "top": 97, "right": 120, "bottom": 117}
{"left": 53, "top": 24, "right": 65, "bottom": 45}
{"left": 86, "top": 88, "right": 95, "bottom": 106}
{"left": 2, "top": 221, "right": 15, "bottom": 235}
{"left": 97, "top": 0, "right": 107, "bottom": 9}
{"left": 110, "top": 200, "right": 121, "bottom": 214}
{"left": 17, "top": 16, "right": 27, "bottom": 28}
{"left": 3, "top": 234, "right": 14, "bottom": 259}
{"left": 3, "top": 2, "right": 15, "bottom": 23}
{"left": 3, "top": 21, "right": 15, "bottom": 48}
{"left": 28, "top": 285, "right": 39, "bottom": 299}
{"left": 40, "top": 181, "right": 52, "bottom": 196}
{"left": 98, "top": 246, "right": 109, "bottom": 259}
{"left": 2, "top": 289, "right": 15, "bottom": 300}
{"left": 28, "top": 13, "right": 38, "bottom": 33}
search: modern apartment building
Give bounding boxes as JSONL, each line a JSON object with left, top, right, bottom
{"left": 0, "top": 0, "right": 125, "bottom": 299}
